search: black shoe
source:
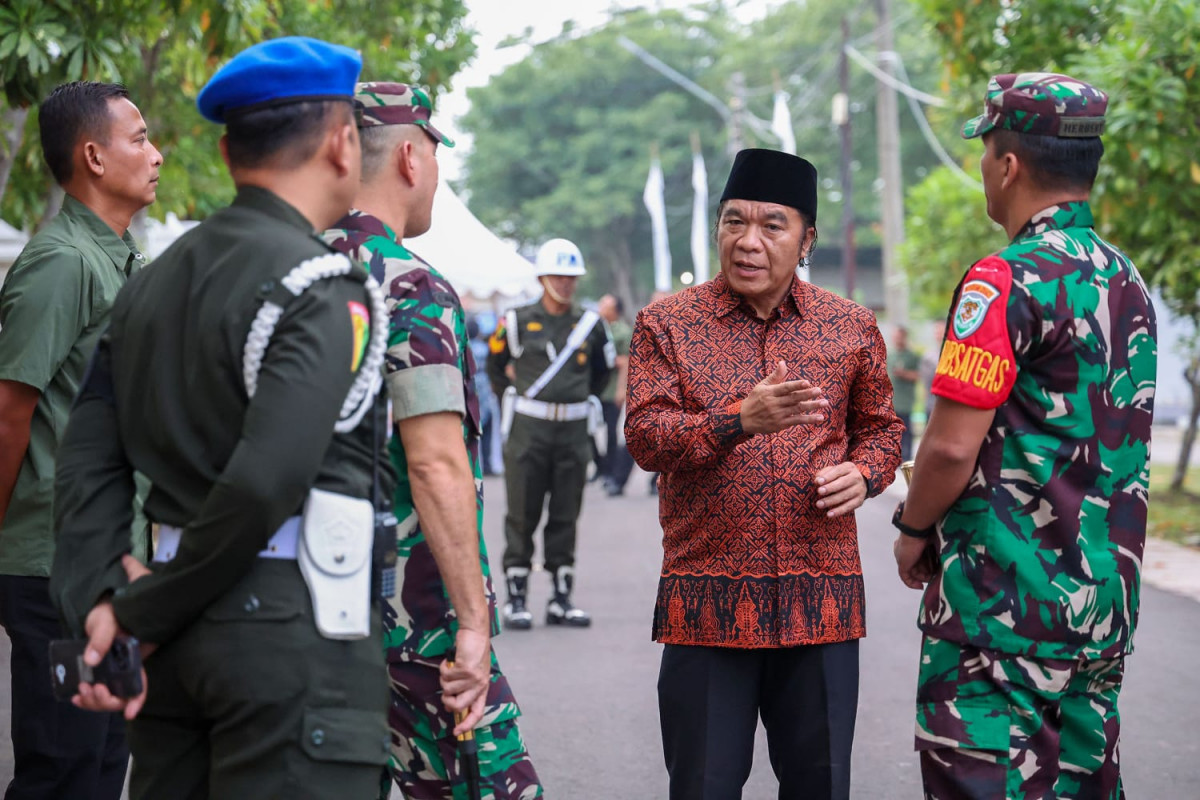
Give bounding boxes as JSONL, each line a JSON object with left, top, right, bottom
{"left": 605, "top": 482, "right": 624, "bottom": 497}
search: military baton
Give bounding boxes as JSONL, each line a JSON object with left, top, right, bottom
{"left": 446, "top": 660, "right": 483, "bottom": 800}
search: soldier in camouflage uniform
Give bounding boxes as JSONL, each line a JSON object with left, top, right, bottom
{"left": 487, "top": 240, "right": 614, "bottom": 629}
{"left": 892, "top": 74, "right": 1156, "bottom": 800}
{"left": 323, "top": 82, "right": 541, "bottom": 800}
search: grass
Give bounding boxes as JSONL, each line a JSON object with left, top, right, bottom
{"left": 1147, "top": 464, "right": 1200, "bottom": 547}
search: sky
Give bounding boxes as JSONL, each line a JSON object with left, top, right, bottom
{"left": 435, "top": 0, "right": 786, "bottom": 180}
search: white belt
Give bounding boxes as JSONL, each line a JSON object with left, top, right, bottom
{"left": 154, "top": 517, "right": 302, "bottom": 563}
{"left": 513, "top": 396, "right": 591, "bottom": 422}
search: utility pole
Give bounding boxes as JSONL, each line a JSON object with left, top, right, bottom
{"left": 835, "top": 17, "right": 856, "bottom": 300}
{"left": 728, "top": 71, "right": 746, "bottom": 158}
{"left": 875, "top": 0, "right": 908, "bottom": 325}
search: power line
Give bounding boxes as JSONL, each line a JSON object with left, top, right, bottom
{"left": 844, "top": 44, "right": 946, "bottom": 107}
{"left": 890, "top": 52, "right": 983, "bottom": 192}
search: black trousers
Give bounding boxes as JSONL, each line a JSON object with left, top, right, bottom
{"left": 0, "top": 575, "right": 128, "bottom": 800}
{"left": 599, "top": 400, "right": 634, "bottom": 490}
{"left": 658, "top": 641, "right": 859, "bottom": 800}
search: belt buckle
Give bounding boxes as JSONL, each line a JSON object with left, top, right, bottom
{"left": 554, "top": 403, "right": 564, "bottom": 421}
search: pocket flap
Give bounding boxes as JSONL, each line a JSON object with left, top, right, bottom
{"left": 301, "top": 489, "right": 373, "bottom": 576}
{"left": 300, "top": 707, "right": 390, "bottom": 765}
{"left": 916, "top": 699, "right": 1010, "bottom": 753}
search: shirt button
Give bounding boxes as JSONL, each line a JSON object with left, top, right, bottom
{"left": 311, "top": 729, "right": 325, "bottom": 746}
{"left": 134, "top": 253, "right": 145, "bottom": 261}
{"left": 243, "top": 594, "right": 260, "bottom": 613}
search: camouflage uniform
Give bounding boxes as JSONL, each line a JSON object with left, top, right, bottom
{"left": 325, "top": 205, "right": 541, "bottom": 800}
{"left": 915, "top": 75, "right": 1157, "bottom": 799}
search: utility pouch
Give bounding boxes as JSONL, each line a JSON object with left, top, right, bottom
{"left": 587, "top": 395, "right": 604, "bottom": 436}
{"left": 500, "top": 386, "right": 517, "bottom": 441}
{"left": 298, "top": 488, "right": 374, "bottom": 640}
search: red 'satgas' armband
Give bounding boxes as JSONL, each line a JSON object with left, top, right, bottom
{"left": 931, "top": 256, "right": 1016, "bottom": 410}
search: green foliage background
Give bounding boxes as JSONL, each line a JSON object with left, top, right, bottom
{"left": 0, "top": 0, "right": 475, "bottom": 227}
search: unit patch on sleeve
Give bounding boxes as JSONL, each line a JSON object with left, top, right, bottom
{"left": 348, "top": 301, "right": 369, "bottom": 372}
{"left": 932, "top": 256, "right": 1017, "bottom": 410}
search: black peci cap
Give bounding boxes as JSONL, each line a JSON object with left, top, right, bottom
{"left": 719, "top": 148, "right": 819, "bottom": 224}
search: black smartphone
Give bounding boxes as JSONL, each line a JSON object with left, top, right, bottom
{"left": 48, "top": 637, "right": 144, "bottom": 702}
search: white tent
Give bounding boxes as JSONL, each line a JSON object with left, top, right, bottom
{"left": 409, "top": 179, "right": 539, "bottom": 303}
{"left": 0, "top": 219, "right": 28, "bottom": 284}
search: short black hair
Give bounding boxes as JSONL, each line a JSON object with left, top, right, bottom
{"left": 224, "top": 100, "right": 354, "bottom": 170}
{"left": 613, "top": 295, "right": 626, "bottom": 316}
{"left": 38, "top": 81, "right": 130, "bottom": 186}
{"left": 989, "top": 129, "right": 1104, "bottom": 192}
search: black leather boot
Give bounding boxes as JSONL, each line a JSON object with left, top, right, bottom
{"left": 502, "top": 567, "right": 534, "bottom": 630}
{"left": 546, "top": 566, "right": 591, "bottom": 627}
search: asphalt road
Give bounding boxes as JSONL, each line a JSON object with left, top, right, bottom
{"left": 2, "top": 468, "right": 1198, "bottom": 799}
{"left": 482, "top": 470, "right": 1200, "bottom": 800}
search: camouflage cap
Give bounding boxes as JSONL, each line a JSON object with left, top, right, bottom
{"left": 961, "top": 73, "right": 1107, "bottom": 140}
{"left": 353, "top": 82, "right": 454, "bottom": 147}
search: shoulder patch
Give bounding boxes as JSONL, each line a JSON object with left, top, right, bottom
{"left": 348, "top": 301, "right": 370, "bottom": 372}
{"left": 952, "top": 278, "right": 1001, "bottom": 339}
{"left": 932, "top": 256, "right": 1017, "bottom": 410}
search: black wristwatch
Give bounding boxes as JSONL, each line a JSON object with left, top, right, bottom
{"left": 892, "top": 501, "right": 936, "bottom": 539}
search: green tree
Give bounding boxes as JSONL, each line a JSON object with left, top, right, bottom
{"left": 459, "top": 0, "right": 949, "bottom": 310}
{"left": 897, "top": 161, "right": 1003, "bottom": 319}
{"left": 0, "top": 0, "right": 475, "bottom": 228}
{"left": 459, "top": 6, "right": 735, "bottom": 310}
{"left": 718, "top": 0, "right": 944, "bottom": 252}
{"left": 908, "top": 0, "right": 1200, "bottom": 486}
{"left": 1074, "top": 0, "right": 1200, "bottom": 490}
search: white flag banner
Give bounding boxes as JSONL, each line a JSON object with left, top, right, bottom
{"left": 772, "top": 90, "right": 797, "bottom": 155}
{"left": 643, "top": 157, "right": 672, "bottom": 292}
{"left": 690, "top": 150, "right": 709, "bottom": 283}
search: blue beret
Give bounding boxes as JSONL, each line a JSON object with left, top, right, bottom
{"left": 197, "top": 37, "right": 362, "bottom": 124}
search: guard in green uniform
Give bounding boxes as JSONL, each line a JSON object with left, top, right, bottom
{"left": 48, "top": 38, "right": 393, "bottom": 799}
{"left": 487, "top": 238, "right": 614, "bottom": 629}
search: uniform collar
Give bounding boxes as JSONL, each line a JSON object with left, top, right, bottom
{"left": 232, "top": 184, "right": 318, "bottom": 234}
{"left": 710, "top": 271, "right": 806, "bottom": 320}
{"left": 1014, "top": 200, "right": 1094, "bottom": 242}
{"left": 59, "top": 194, "right": 144, "bottom": 274}
{"left": 331, "top": 208, "right": 402, "bottom": 244}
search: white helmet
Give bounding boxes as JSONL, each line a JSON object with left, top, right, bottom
{"left": 534, "top": 238, "right": 586, "bottom": 277}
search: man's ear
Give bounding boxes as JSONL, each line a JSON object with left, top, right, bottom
{"left": 395, "top": 138, "right": 418, "bottom": 187}
{"left": 218, "top": 134, "right": 231, "bottom": 170}
{"left": 1000, "top": 151, "right": 1020, "bottom": 191}
{"left": 327, "top": 122, "right": 358, "bottom": 178}
{"left": 82, "top": 140, "right": 104, "bottom": 178}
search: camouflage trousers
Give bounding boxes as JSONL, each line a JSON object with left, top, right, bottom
{"left": 915, "top": 636, "right": 1125, "bottom": 800}
{"left": 379, "top": 654, "right": 542, "bottom": 800}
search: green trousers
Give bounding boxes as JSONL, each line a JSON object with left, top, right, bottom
{"left": 502, "top": 415, "right": 591, "bottom": 573}
{"left": 127, "top": 560, "right": 389, "bottom": 800}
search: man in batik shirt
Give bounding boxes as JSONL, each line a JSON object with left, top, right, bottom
{"left": 626, "top": 148, "right": 903, "bottom": 800}
{"left": 893, "top": 74, "right": 1156, "bottom": 800}
{"left": 323, "top": 82, "right": 541, "bottom": 800}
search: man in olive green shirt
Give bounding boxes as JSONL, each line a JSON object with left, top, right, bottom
{"left": 0, "top": 81, "right": 160, "bottom": 800}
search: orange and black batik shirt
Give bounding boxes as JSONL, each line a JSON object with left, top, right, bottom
{"left": 625, "top": 274, "right": 903, "bottom": 648}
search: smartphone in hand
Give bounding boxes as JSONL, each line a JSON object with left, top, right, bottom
{"left": 48, "top": 637, "right": 143, "bottom": 701}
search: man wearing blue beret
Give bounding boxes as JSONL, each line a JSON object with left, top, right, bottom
{"left": 49, "top": 37, "right": 394, "bottom": 799}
